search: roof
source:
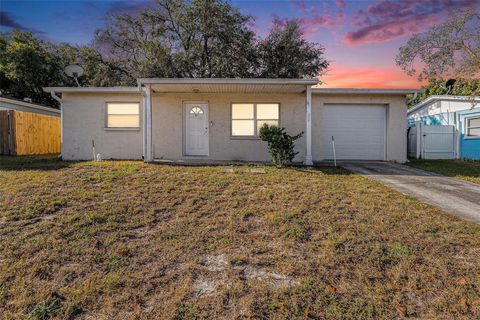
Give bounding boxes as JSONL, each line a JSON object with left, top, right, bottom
{"left": 43, "top": 79, "right": 421, "bottom": 95}
{"left": 407, "top": 95, "right": 480, "bottom": 115}
{"left": 137, "top": 78, "right": 319, "bottom": 85}
{"left": 0, "top": 96, "right": 60, "bottom": 114}
{"left": 312, "top": 88, "right": 422, "bottom": 95}
{"left": 43, "top": 87, "right": 140, "bottom": 93}
{"left": 137, "top": 78, "right": 319, "bottom": 93}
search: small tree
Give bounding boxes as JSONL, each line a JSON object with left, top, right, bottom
{"left": 259, "top": 124, "right": 303, "bottom": 167}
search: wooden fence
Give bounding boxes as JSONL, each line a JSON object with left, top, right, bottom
{"left": 0, "top": 110, "right": 61, "bottom": 155}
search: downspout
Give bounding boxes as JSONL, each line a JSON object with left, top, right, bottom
{"left": 139, "top": 82, "right": 153, "bottom": 162}
{"left": 50, "top": 91, "right": 63, "bottom": 159}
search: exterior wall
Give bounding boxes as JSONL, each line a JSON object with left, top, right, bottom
{"left": 61, "top": 92, "right": 143, "bottom": 160}
{"left": 457, "top": 109, "right": 480, "bottom": 160}
{"left": 151, "top": 92, "right": 306, "bottom": 162}
{"left": 312, "top": 94, "right": 407, "bottom": 163}
{"left": 61, "top": 91, "right": 409, "bottom": 163}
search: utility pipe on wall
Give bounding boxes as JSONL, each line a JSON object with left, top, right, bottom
{"left": 50, "top": 91, "right": 63, "bottom": 158}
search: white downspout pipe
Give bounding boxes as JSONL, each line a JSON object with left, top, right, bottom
{"left": 141, "top": 84, "right": 153, "bottom": 162}
{"left": 304, "top": 86, "right": 313, "bottom": 166}
{"left": 50, "top": 91, "right": 63, "bottom": 158}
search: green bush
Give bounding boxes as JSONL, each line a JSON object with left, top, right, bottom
{"left": 259, "top": 124, "right": 303, "bottom": 167}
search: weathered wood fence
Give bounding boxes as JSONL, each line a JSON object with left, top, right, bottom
{"left": 0, "top": 110, "right": 61, "bottom": 155}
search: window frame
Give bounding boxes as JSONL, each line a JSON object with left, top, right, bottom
{"left": 465, "top": 116, "right": 480, "bottom": 139}
{"left": 104, "top": 101, "right": 141, "bottom": 130}
{"left": 230, "top": 102, "right": 280, "bottom": 139}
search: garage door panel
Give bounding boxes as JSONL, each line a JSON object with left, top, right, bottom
{"left": 320, "top": 104, "right": 386, "bottom": 160}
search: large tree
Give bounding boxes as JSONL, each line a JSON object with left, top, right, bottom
{"left": 257, "top": 19, "right": 328, "bottom": 78}
{"left": 0, "top": 0, "right": 329, "bottom": 105}
{"left": 95, "top": 0, "right": 328, "bottom": 79}
{"left": 396, "top": 10, "right": 480, "bottom": 81}
{"left": 95, "top": 0, "right": 259, "bottom": 79}
{"left": 0, "top": 30, "right": 64, "bottom": 106}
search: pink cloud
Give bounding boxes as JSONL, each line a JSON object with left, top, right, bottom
{"left": 344, "top": 0, "right": 479, "bottom": 46}
{"left": 321, "top": 63, "right": 425, "bottom": 89}
{"left": 288, "top": 0, "right": 345, "bottom": 34}
{"left": 270, "top": 12, "right": 337, "bottom": 38}
{"left": 344, "top": 14, "right": 438, "bottom": 46}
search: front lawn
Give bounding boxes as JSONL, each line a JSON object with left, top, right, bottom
{"left": 1, "top": 157, "right": 479, "bottom": 319}
{"left": 408, "top": 159, "right": 480, "bottom": 184}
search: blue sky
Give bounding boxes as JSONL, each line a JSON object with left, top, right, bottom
{"left": 1, "top": 0, "right": 478, "bottom": 88}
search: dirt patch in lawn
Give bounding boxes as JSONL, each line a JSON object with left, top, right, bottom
{"left": 1, "top": 157, "right": 479, "bottom": 319}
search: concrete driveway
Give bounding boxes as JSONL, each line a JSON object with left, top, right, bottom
{"left": 341, "top": 162, "right": 480, "bottom": 224}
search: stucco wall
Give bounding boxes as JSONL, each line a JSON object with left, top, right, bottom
{"left": 151, "top": 92, "right": 306, "bottom": 162}
{"left": 312, "top": 94, "right": 407, "bottom": 163}
{"left": 61, "top": 91, "right": 408, "bottom": 163}
{"left": 61, "top": 92, "right": 143, "bottom": 160}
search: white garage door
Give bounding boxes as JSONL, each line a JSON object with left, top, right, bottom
{"left": 321, "top": 104, "right": 386, "bottom": 160}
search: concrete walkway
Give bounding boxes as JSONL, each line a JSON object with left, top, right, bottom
{"left": 341, "top": 162, "right": 480, "bottom": 224}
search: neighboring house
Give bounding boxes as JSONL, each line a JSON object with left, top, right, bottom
{"left": 0, "top": 96, "right": 60, "bottom": 117}
{"left": 408, "top": 95, "right": 480, "bottom": 160}
{"left": 0, "top": 96, "right": 61, "bottom": 155}
{"left": 44, "top": 78, "right": 419, "bottom": 164}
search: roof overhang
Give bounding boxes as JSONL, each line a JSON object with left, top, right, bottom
{"left": 407, "top": 95, "right": 480, "bottom": 115}
{"left": 0, "top": 96, "right": 60, "bottom": 113}
{"left": 137, "top": 78, "right": 318, "bottom": 93}
{"left": 43, "top": 87, "right": 140, "bottom": 94}
{"left": 312, "top": 88, "right": 423, "bottom": 95}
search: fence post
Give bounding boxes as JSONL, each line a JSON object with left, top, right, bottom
{"left": 415, "top": 121, "right": 422, "bottom": 159}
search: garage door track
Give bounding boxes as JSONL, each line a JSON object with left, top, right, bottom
{"left": 342, "top": 162, "right": 480, "bottom": 224}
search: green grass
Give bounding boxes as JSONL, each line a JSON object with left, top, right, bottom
{"left": 1, "top": 156, "right": 479, "bottom": 319}
{"left": 408, "top": 159, "right": 480, "bottom": 184}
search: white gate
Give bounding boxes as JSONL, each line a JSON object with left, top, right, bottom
{"left": 408, "top": 122, "right": 457, "bottom": 159}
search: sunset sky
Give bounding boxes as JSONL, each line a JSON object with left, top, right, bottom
{"left": 1, "top": 0, "right": 478, "bottom": 88}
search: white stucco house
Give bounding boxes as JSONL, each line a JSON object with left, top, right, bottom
{"left": 44, "top": 78, "right": 419, "bottom": 164}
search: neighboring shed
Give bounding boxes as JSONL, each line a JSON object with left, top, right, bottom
{"left": 0, "top": 97, "right": 61, "bottom": 155}
{"left": 0, "top": 96, "right": 60, "bottom": 117}
{"left": 407, "top": 95, "right": 480, "bottom": 160}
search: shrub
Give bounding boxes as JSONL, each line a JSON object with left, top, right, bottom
{"left": 259, "top": 124, "right": 303, "bottom": 167}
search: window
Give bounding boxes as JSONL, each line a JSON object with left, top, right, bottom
{"left": 231, "top": 103, "right": 279, "bottom": 137}
{"left": 466, "top": 117, "right": 480, "bottom": 137}
{"left": 106, "top": 103, "right": 140, "bottom": 128}
{"left": 189, "top": 106, "right": 204, "bottom": 115}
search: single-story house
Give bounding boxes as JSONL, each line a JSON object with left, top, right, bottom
{"left": 408, "top": 95, "right": 480, "bottom": 160}
{"left": 44, "top": 78, "right": 419, "bottom": 164}
{"left": 0, "top": 96, "right": 60, "bottom": 117}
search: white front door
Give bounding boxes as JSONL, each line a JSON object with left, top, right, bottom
{"left": 185, "top": 103, "right": 209, "bottom": 156}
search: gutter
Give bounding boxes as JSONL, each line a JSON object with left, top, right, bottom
{"left": 312, "top": 88, "right": 423, "bottom": 95}
{"left": 137, "top": 78, "right": 319, "bottom": 86}
{"left": 43, "top": 87, "right": 140, "bottom": 93}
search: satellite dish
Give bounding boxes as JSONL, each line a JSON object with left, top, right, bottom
{"left": 445, "top": 78, "right": 456, "bottom": 95}
{"left": 64, "top": 65, "right": 84, "bottom": 87}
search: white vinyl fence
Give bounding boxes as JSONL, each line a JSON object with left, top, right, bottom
{"left": 408, "top": 122, "right": 457, "bottom": 159}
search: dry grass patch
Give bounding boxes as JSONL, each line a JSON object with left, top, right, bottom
{"left": 408, "top": 158, "right": 480, "bottom": 184}
{"left": 0, "top": 156, "right": 479, "bottom": 319}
